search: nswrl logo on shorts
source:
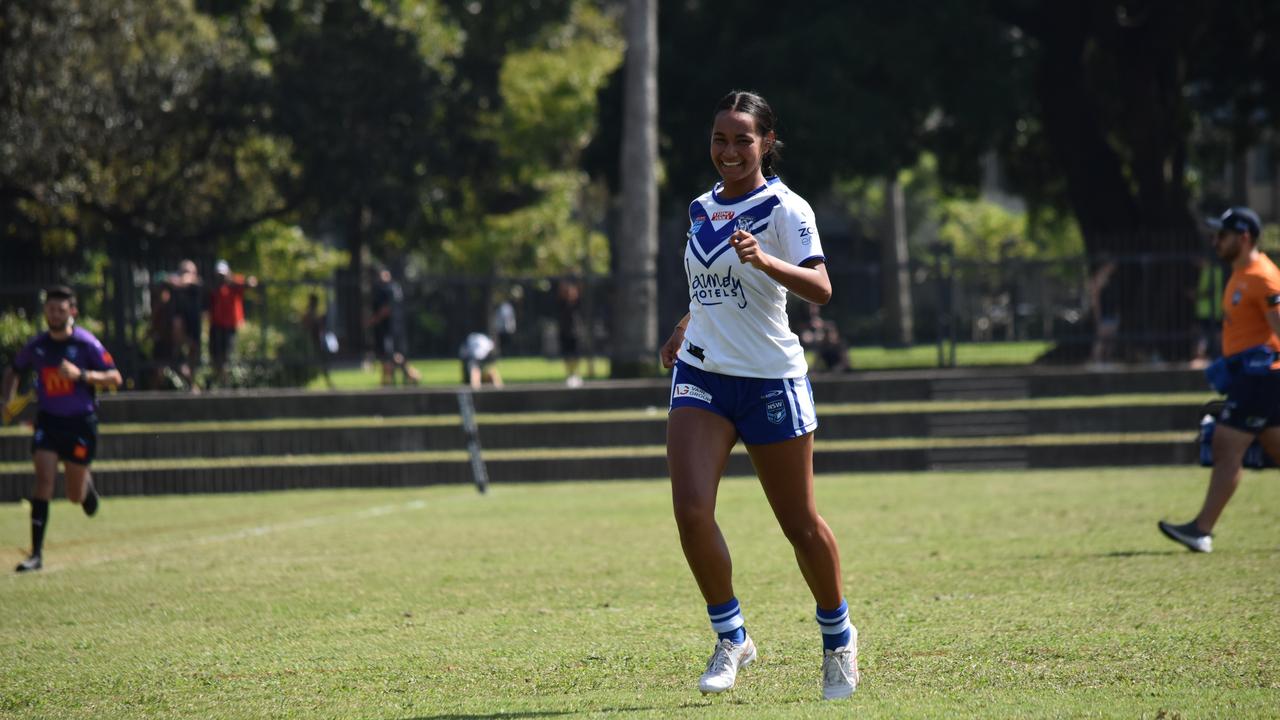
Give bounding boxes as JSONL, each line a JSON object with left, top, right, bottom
{"left": 764, "top": 391, "right": 787, "bottom": 425}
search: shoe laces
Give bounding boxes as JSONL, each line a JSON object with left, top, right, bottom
{"left": 706, "top": 639, "right": 737, "bottom": 675}
{"left": 823, "top": 648, "right": 854, "bottom": 685}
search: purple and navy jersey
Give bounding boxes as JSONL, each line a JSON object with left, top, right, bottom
{"left": 678, "top": 177, "right": 825, "bottom": 378}
{"left": 12, "top": 326, "right": 116, "bottom": 417}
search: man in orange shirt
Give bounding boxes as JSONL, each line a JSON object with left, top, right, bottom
{"left": 207, "top": 260, "right": 257, "bottom": 388}
{"left": 1160, "top": 207, "right": 1280, "bottom": 552}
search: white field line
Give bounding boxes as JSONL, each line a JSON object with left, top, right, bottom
{"left": 7, "top": 497, "right": 430, "bottom": 577}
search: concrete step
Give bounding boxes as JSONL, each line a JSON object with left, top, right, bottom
{"left": 89, "top": 367, "right": 1209, "bottom": 423}
{"left": 0, "top": 401, "right": 1208, "bottom": 462}
{"left": 0, "top": 432, "right": 1200, "bottom": 501}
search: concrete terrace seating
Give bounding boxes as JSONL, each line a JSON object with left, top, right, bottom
{"left": 0, "top": 366, "right": 1214, "bottom": 500}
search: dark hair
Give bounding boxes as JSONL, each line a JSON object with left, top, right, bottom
{"left": 44, "top": 284, "right": 76, "bottom": 305}
{"left": 714, "top": 90, "right": 783, "bottom": 176}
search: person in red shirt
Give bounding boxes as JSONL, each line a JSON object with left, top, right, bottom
{"left": 207, "top": 260, "right": 257, "bottom": 388}
{"left": 1160, "top": 207, "right": 1280, "bottom": 553}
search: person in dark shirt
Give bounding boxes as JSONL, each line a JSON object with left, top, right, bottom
{"left": 556, "top": 278, "right": 586, "bottom": 387}
{"left": 169, "top": 259, "right": 203, "bottom": 391}
{"left": 367, "top": 268, "right": 421, "bottom": 386}
{"left": 302, "top": 292, "right": 336, "bottom": 390}
{"left": 1, "top": 285, "right": 122, "bottom": 572}
{"left": 148, "top": 277, "right": 180, "bottom": 389}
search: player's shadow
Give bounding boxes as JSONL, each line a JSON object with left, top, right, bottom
{"left": 1092, "top": 549, "right": 1180, "bottom": 558}
{"left": 1019, "top": 549, "right": 1178, "bottom": 560}
{"left": 402, "top": 708, "right": 655, "bottom": 720}
{"left": 399, "top": 696, "right": 806, "bottom": 719}
{"left": 396, "top": 707, "right": 568, "bottom": 712}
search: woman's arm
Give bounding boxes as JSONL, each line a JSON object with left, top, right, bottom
{"left": 728, "top": 229, "right": 831, "bottom": 305}
{"left": 660, "top": 313, "right": 692, "bottom": 369}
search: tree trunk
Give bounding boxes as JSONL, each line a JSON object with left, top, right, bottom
{"left": 880, "top": 178, "right": 914, "bottom": 347}
{"left": 1033, "top": 1, "right": 1204, "bottom": 361}
{"left": 338, "top": 205, "right": 368, "bottom": 357}
{"left": 610, "top": 0, "right": 659, "bottom": 378}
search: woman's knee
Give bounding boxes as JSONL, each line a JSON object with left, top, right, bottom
{"left": 671, "top": 495, "right": 717, "bottom": 533}
{"left": 779, "top": 515, "right": 825, "bottom": 548}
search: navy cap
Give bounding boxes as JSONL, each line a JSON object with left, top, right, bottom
{"left": 1208, "top": 206, "right": 1262, "bottom": 237}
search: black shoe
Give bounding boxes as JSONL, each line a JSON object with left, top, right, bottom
{"left": 15, "top": 554, "right": 42, "bottom": 572}
{"left": 1158, "top": 520, "right": 1213, "bottom": 553}
{"left": 82, "top": 487, "right": 99, "bottom": 517}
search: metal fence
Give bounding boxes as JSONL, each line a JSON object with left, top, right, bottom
{"left": 1, "top": 249, "right": 1219, "bottom": 387}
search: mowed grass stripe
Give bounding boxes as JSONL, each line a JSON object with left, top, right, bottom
{"left": 0, "top": 431, "right": 1193, "bottom": 473}
{"left": 0, "top": 392, "right": 1214, "bottom": 438}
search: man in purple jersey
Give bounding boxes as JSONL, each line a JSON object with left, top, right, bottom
{"left": 1, "top": 286, "right": 122, "bottom": 572}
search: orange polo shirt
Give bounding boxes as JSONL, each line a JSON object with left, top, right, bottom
{"left": 1221, "top": 252, "right": 1280, "bottom": 365}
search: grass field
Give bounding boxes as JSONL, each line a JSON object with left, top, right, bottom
{"left": 2, "top": 467, "right": 1276, "bottom": 719}
{"left": 307, "top": 341, "right": 1052, "bottom": 390}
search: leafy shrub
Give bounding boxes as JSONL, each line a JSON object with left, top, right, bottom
{"left": 0, "top": 310, "right": 38, "bottom": 373}
{"left": 212, "top": 320, "right": 320, "bottom": 389}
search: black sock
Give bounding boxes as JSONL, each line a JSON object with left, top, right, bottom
{"left": 29, "top": 498, "right": 49, "bottom": 557}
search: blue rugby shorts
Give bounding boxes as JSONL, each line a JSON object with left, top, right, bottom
{"left": 668, "top": 359, "right": 817, "bottom": 445}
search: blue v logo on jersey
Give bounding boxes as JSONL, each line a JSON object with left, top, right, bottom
{"left": 687, "top": 195, "right": 780, "bottom": 268}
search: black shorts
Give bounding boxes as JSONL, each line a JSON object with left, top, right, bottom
{"left": 209, "top": 325, "right": 237, "bottom": 364}
{"left": 376, "top": 330, "right": 394, "bottom": 360}
{"left": 559, "top": 331, "right": 580, "bottom": 357}
{"left": 32, "top": 412, "right": 99, "bottom": 466}
{"left": 1219, "top": 372, "right": 1280, "bottom": 433}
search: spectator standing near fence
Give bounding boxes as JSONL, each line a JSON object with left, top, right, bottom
{"left": 556, "top": 278, "right": 586, "bottom": 387}
{"left": 2, "top": 286, "right": 121, "bottom": 572}
{"left": 1191, "top": 253, "right": 1226, "bottom": 368}
{"left": 207, "top": 260, "right": 257, "bottom": 389}
{"left": 1160, "top": 207, "right": 1280, "bottom": 553}
{"left": 302, "top": 292, "right": 336, "bottom": 390}
{"left": 658, "top": 90, "right": 857, "bottom": 701}
{"left": 490, "top": 289, "right": 518, "bottom": 354}
{"left": 169, "top": 259, "right": 203, "bottom": 391}
{"left": 147, "top": 277, "right": 182, "bottom": 390}
{"left": 1088, "top": 255, "right": 1121, "bottom": 365}
{"left": 368, "top": 268, "right": 421, "bottom": 387}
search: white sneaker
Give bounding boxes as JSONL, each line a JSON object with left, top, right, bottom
{"left": 821, "top": 633, "right": 859, "bottom": 700}
{"left": 698, "top": 635, "right": 756, "bottom": 694}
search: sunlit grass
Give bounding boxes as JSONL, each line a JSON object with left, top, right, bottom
{"left": 2, "top": 467, "right": 1276, "bottom": 719}
{"left": 306, "top": 342, "right": 1051, "bottom": 390}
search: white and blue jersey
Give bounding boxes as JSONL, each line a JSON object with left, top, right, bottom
{"left": 671, "top": 177, "right": 824, "bottom": 443}
{"left": 676, "top": 177, "right": 824, "bottom": 379}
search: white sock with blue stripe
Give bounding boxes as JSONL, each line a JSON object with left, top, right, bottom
{"left": 816, "top": 599, "right": 852, "bottom": 651}
{"left": 707, "top": 597, "right": 746, "bottom": 644}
